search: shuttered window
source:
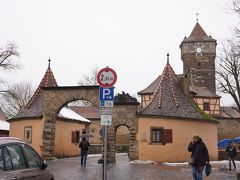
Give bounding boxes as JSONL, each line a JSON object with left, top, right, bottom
{"left": 150, "top": 127, "right": 172, "bottom": 144}
{"left": 152, "top": 128, "right": 163, "bottom": 143}
{"left": 163, "top": 129, "right": 173, "bottom": 143}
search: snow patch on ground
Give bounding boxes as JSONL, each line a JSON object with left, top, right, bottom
{"left": 130, "top": 160, "right": 157, "bottom": 165}
{"left": 163, "top": 160, "right": 240, "bottom": 166}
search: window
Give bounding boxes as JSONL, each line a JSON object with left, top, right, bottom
{"left": 203, "top": 102, "right": 210, "bottom": 111}
{"left": 3, "top": 146, "right": 12, "bottom": 170}
{"left": 0, "top": 147, "right": 3, "bottom": 170}
{"left": 24, "top": 126, "right": 32, "bottom": 143}
{"left": 72, "top": 130, "right": 80, "bottom": 143}
{"left": 0, "top": 140, "right": 53, "bottom": 179}
{"left": 76, "top": 131, "right": 80, "bottom": 143}
{"left": 150, "top": 127, "right": 173, "bottom": 144}
{"left": 152, "top": 128, "right": 163, "bottom": 143}
{"left": 5, "top": 144, "right": 26, "bottom": 170}
{"left": 20, "top": 144, "right": 42, "bottom": 168}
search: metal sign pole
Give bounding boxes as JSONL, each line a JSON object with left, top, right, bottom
{"left": 97, "top": 66, "right": 117, "bottom": 180}
{"left": 103, "top": 125, "right": 107, "bottom": 180}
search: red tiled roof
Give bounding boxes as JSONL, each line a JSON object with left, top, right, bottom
{"left": 13, "top": 60, "right": 57, "bottom": 119}
{"left": 69, "top": 106, "right": 100, "bottom": 119}
{"left": 189, "top": 22, "right": 207, "bottom": 37}
{"left": 138, "top": 59, "right": 214, "bottom": 120}
{"left": 182, "top": 22, "right": 216, "bottom": 42}
{"left": 27, "top": 60, "right": 58, "bottom": 108}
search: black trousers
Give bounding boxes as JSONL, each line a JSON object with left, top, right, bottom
{"left": 228, "top": 156, "right": 236, "bottom": 170}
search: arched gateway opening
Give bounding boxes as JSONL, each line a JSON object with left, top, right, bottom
{"left": 41, "top": 86, "right": 99, "bottom": 159}
{"left": 116, "top": 126, "right": 130, "bottom": 154}
{"left": 107, "top": 92, "right": 140, "bottom": 163}
{"left": 41, "top": 87, "right": 139, "bottom": 162}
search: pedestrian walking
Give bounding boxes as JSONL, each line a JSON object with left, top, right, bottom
{"left": 79, "top": 137, "right": 90, "bottom": 167}
{"left": 188, "top": 134, "right": 210, "bottom": 180}
{"left": 226, "top": 142, "right": 237, "bottom": 170}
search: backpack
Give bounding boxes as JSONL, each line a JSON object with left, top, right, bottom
{"left": 80, "top": 141, "right": 89, "bottom": 150}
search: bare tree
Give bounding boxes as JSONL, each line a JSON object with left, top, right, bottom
{"left": 0, "top": 42, "right": 20, "bottom": 71}
{"left": 0, "top": 81, "right": 33, "bottom": 118}
{"left": 216, "top": 40, "right": 240, "bottom": 111}
{"left": 215, "top": 0, "right": 240, "bottom": 111}
{"left": 78, "top": 66, "right": 99, "bottom": 86}
{"left": 229, "top": 0, "right": 240, "bottom": 15}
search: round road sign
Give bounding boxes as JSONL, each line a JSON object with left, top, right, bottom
{"left": 97, "top": 67, "right": 117, "bottom": 88}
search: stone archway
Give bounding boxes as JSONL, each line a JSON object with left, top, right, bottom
{"left": 41, "top": 86, "right": 99, "bottom": 159}
{"left": 107, "top": 92, "right": 139, "bottom": 163}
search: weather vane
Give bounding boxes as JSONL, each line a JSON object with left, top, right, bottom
{"left": 196, "top": 12, "right": 199, "bottom": 22}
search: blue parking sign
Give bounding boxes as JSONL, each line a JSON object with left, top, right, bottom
{"left": 99, "top": 87, "right": 114, "bottom": 101}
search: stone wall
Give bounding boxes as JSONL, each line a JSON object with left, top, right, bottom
{"left": 42, "top": 86, "right": 99, "bottom": 159}
{"left": 107, "top": 105, "right": 139, "bottom": 163}
{"left": 217, "top": 118, "right": 240, "bottom": 140}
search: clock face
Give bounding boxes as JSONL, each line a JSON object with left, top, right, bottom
{"left": 196, "top": 47, "right": 202, "bottom": 53}
{"left": 193, "top": 43, "right": 204, "bottom": 56}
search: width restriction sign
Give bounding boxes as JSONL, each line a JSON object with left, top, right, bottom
{"left": 97, "top": 67, "right": 117, "bottom": 88}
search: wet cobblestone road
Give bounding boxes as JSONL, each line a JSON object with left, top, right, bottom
{"left": 48, "top": 153, "right": 238, "bottom": 180}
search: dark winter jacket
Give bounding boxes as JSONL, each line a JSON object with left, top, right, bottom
{"left": 188, "top": 138, "right": 209, "bottom": 167}
{"left": 79, "top": 140, "right": 90, "bottom": 151}
{"left": 226, "top": 145, "right": 237, "bottom": 158}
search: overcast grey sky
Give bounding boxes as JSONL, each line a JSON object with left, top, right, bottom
{"left": 0, "top": 0, "right": 238, "bottom": 105}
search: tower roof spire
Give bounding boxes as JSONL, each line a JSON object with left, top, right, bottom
{"left": 26, "top": 59, "right": 58, "bottom": 108}
{"left": 48, "top": 57, "right": 51, "bottom": 68}
{"left": 167, "top": 53, "right": 170, "bottom": 64}
{"left": 180, "top": 21, "right": 216, "bottom": 43}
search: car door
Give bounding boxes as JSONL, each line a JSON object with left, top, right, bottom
{"left": 1, "top": 143, "right": 53, "bottom": 180}
{"left": 1, "top": 144, "right": 35, "bottom": 180}
{"left": 20, "top": 143, "right": 53, "bottom": 180}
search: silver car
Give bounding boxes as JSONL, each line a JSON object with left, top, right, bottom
{"left": 0, "top": 137, "right": 54, "bottom": 180}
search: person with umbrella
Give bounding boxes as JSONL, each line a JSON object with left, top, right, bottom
{"left": 79, "top": 130, "right": 91, "bottom": 167}
{"left": 218, "top": 139, "right": 233, "bottom": 148}
{"left": 226, "top": 142, "right": 237, "bottom": 170}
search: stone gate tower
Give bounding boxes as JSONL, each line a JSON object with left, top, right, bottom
{"left": 180, "top": 21, "right": 217, "bottom": 93}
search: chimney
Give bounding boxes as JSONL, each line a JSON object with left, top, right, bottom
{"left": 180, "top": 74, "right": 190, "bottom": 97}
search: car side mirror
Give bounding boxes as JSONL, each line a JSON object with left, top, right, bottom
{"left": 40, "top": 160, "right": 48, "bottom": 170}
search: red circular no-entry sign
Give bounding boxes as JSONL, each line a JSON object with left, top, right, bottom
{"left": 97, "top": 67, "right": 117, "bottom": 88}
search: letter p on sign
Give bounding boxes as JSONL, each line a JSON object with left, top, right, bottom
{"left": 100, "top": 87, "right": 114, "bottom": 101}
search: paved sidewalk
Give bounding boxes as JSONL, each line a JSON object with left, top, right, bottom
{"left": 48, "top": 153, "right": 238, "bottom": 180}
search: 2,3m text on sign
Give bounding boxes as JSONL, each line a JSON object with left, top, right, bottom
{"left": 97, "top": 67, "right": 117, "bottom": 88}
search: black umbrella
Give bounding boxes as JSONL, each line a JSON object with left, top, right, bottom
{"left": 79, "top": 134, "right": 94, "bottom": 138}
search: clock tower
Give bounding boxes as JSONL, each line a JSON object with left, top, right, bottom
{"left": 180, "top": 21, "right": 217, "bottom": 93}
